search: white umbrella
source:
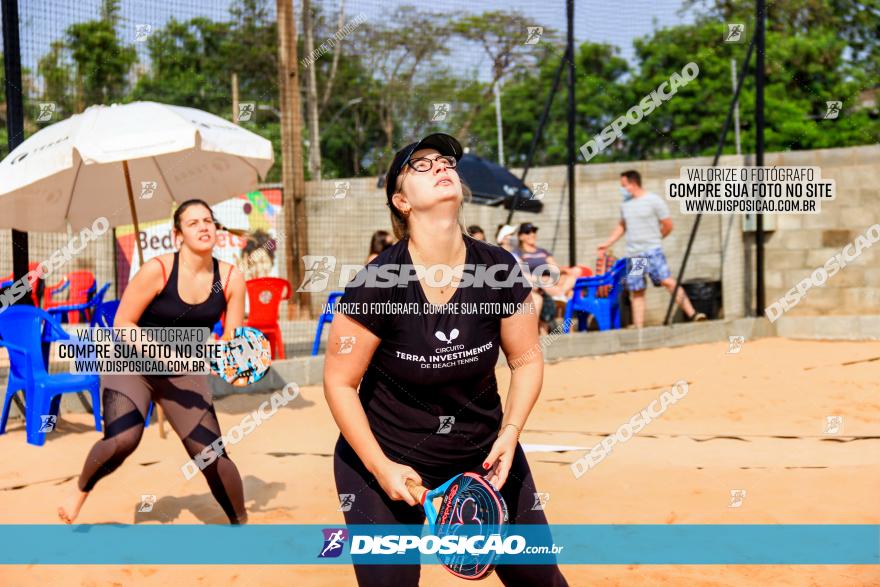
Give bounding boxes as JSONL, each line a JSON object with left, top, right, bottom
{"left": 0, "top": 101, "right": 274, "bottom": 264}
{"left": 0, "top": 101, "right": 274, "bottom": 438}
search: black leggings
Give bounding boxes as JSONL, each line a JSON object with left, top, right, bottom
{"left": 77, "top": 373, "right": 247, "bottom": 524}
{"left": 334, "top": 437, "right": 568, "bottom": 587}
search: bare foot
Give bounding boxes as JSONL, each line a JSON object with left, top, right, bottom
{"left": 58, "top": 488, "right": 88, "bottom": 524}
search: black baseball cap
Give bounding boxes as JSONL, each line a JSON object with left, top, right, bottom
{"left": 518, "top": 222, "right": 539, "bottom": 234}
{"left": 385, "top": 133, "right": 464, "bottom": 212}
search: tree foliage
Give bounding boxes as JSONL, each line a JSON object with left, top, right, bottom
{"left": 14, "top": 0, "right": 878, "bottom": 179}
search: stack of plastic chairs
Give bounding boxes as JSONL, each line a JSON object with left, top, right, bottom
{"left": 44, "top": 270, "right": 97, "bottom": 323}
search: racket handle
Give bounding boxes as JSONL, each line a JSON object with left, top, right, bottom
{"left": 405, "top": 479, "right": 427, "bottom": 504}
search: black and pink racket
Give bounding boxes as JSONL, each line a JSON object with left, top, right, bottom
{"left": 406, "top": 472, "right": 508, "bottom": 580}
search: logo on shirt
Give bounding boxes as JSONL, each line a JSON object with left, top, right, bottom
{"left": 435, "top": 329, "right": 460, "bottom": 344}
{"left": 319, "top": 528, "right": 348, "bottom": 558}
{"left": 436, "top": 416, "right": 456, "bottom": 434}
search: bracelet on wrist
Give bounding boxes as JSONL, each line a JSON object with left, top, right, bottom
{"left": 499, "top": 422, "right": 521, "bottom": 441}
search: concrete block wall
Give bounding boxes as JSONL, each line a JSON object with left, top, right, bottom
{"left": 298, "top": 154, "right": 749, "bottom": 324}
{"left": 2, "top": 145, "right": 877, "bottom": 325}
{"left": 757, "top": 145, "right": 880, "bottom": 317}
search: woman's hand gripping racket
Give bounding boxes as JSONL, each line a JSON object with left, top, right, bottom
{"left": 406, "top": 473, "right": 509, "bottom": 580}
{"left": 209, "top": 326, "right": 272, "bottom": 387}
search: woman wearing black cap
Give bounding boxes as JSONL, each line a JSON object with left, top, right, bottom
{"left": 324, "top": 133, "right": 568, "bottom": 586}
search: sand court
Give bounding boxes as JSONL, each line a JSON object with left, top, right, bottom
{"left": 0, "top": 337, "right": 878, "bottom": 585}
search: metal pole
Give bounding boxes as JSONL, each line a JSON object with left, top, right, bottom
{"left": 493, "top": 80, "right": 504, "bottom": 166}
{"left": 566, "top": 0, "right": 576, "bottom": 266}
{"left": 731, "top": 58, "right": 742, "bottom": 156}
{"left": 755, "top": 0, "right": 766, "bottom": 316}
{"left": 2, "top": 0, "right": 29, "bottom": 300}
{"left": 505, "top": 49, "right": 567, "bottom": 226}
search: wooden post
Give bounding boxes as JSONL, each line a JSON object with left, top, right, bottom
{"left": 277, "top": 0, "right": 312, "bottom": 318}
{"left": 123, "top": 160, "right": 166, "bottom": 438}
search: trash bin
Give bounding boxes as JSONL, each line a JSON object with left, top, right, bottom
{"left": 680, "top": 279, "right": 722, "bottom": 320}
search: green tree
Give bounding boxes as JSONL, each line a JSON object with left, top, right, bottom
{"left": 450, "top": 11, "right": 542, "bottom": 143}
{"left": 684, "top": 0, "right": 880, "bottom": 80}
{"left": 467, "top": 40, "right": 631, "bottom": 166}
{"left": 37, "top": 40, "right": 73, "bottom": 120}
{"left": 66, "top": 17, "right": 136, "bottom": 106}
{"left": 353, "top": 5, "right": 454, "bottom": 170}
{"left": 623, "top": 20, "right": 878, "bottom": 160}
{"left": 130, "top": 17, "right": 234, "bottom": 112}
{"left": 228, "top": 0, "right": 278, "bottom": 105}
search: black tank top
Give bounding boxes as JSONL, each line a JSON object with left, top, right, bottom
{"left": 138, "top": 252, "right": 227, "bottom": 329}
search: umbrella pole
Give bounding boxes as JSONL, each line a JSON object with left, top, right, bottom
{"left": 123, "top": 160, "right": 167, "bottom": 439}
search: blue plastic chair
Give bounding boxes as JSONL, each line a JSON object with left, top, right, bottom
{"left": 563, "top": 259, "right": 628, "bottom": 333}
{"left": 0, "top": 306, "right": 102, "bottom": 445}
{"left": 311, "top": 291, "right": 345, "bottom": 356}
{"left": 48, "top": 282, "right": 108, "bottom": 325}
{"left": 90, "top": 298, "right": 120, "bottom": 328}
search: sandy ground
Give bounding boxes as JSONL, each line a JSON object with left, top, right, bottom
{"left": 1, "top": 337, "right": 878, "bottom": 586}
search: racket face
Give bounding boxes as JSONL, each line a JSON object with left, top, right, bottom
{"left": 210, "top": 326, "right": 272, "bottom": 386}
{"left": 433, "top": 472, "right": 508, "bottom": 580}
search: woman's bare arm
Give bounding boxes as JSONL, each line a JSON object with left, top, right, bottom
{"left": 483, "top": 306, "right": 543, "bottom": 489}
{"left": 221, "top": 264, "right": 246, "bottom": 339}
{"left": 499, "top": 306, "right": 543, "bottom": 431}
{"left": 114, "top": 257, "right": 166, "bottom": 328}
{"left": 323, "top": 313, "right": 422, "bottom": 504}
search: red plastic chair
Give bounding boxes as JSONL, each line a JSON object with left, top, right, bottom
{"left": 1, "top": 263, "right": 44, "bottom": 307}
{"left": 44, "top": 270, "right": 96, "bottom": 323}
{"left": 245, "top": 277, "right": 291, "bottom": 359}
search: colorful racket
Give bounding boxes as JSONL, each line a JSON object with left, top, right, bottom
{"left": 406, "top": 472, "right": 508, "bottom": 580}
{"left": 209, "top": 326, "right": 272, "bottom": 387}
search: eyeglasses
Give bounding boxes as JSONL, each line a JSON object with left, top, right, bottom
{"left": 405, "top": 155, "right": 457, "bottom": 173}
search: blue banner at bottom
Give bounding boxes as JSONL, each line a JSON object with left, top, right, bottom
{"left": 0, "top": 525, "right": 877, "bottom": 565}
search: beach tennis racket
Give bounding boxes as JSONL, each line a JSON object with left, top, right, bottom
{"left": 406, "top": 472, "right": 509, "bottom": 580}
{"left": 209, "top": 326, "right": 272, "bottom": 387}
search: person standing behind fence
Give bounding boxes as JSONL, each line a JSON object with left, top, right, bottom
{"left": 597, "top": 170, "right": 706, "bottom": 328}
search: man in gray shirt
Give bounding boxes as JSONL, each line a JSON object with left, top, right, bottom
{"left": 598, "top": 170, "right": 705, "bottom": 328}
